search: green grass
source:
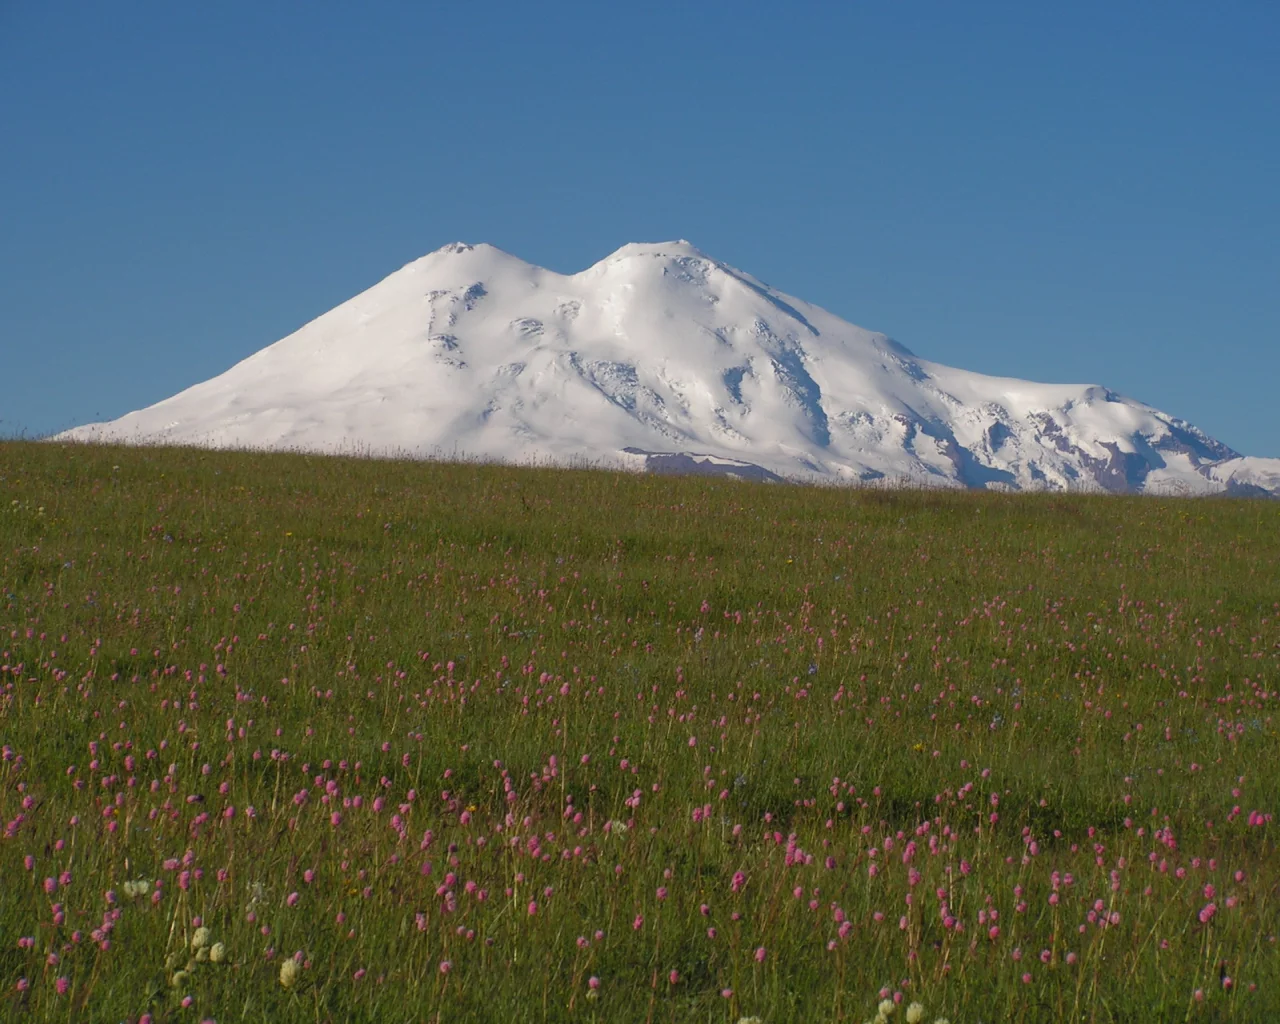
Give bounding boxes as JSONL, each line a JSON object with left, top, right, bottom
{"left": 1, "top": 439, "right": 1278, "bottom": 1023}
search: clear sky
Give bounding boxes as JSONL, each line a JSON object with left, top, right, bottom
{"left": 3, "top": 1, "right": 1277, "bottom": 455}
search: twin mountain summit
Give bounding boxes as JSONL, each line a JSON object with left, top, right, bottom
{"left": 61, "top": 241, "right": 1280, "bottom": 497}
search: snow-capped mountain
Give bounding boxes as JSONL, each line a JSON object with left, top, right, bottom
{"left": 57, "top": 240, "right": 1280, "bottom": 496}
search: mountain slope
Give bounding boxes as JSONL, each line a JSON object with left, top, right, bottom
{"left": 56, "top": 240, "right": 1280, "bottom": 496}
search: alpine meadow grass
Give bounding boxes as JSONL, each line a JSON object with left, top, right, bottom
{"left": 2, "top": 440, "right": 1278, "bottom": 1023}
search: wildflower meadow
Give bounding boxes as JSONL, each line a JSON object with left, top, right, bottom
{"left": 2, "top": 440, "right": 1278, "bottom": 1023}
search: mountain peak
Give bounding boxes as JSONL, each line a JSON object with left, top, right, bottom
{"left": 596, "top": 240, "right": 710, "bottom": 264}
{"left": 397, "top": 241, "right": 535, "bottom": 283}
{"left": 433, "top": 241, "right": 514, "bottom": 256}
{"left": 422, "top": 241, "right": 523, "bottom": 263}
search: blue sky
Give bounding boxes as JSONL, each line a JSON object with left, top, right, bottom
{"left": 3, "top": 1, "right": 1277, "bottom": 454}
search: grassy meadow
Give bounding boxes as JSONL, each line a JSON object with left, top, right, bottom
{"left": 1, "top": 439, "right": 1279, "bottom": 1023}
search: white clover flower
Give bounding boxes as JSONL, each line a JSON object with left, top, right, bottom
{"left": 170, "top": 970, "right": 190, "bottom": 989}
{"left": 191, "top": 926, "right": 212, "bottom": 950}
{"left": 279, "top": 957, "right": 302, "bottom": 989}
{"left": 134, "top": 879, "right": 150, "bottom": 896}
{"left": 209, "top": 942, "right": 227, "bottom": 964}
{"left": 904, "top": 1004, "right": 925, "bottom": 1024}
{"left": 195, "top": 947, "right": 209, "bottom": 963}
{"left": 879, "top": 999, "right": 896, "bottom": 1019}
